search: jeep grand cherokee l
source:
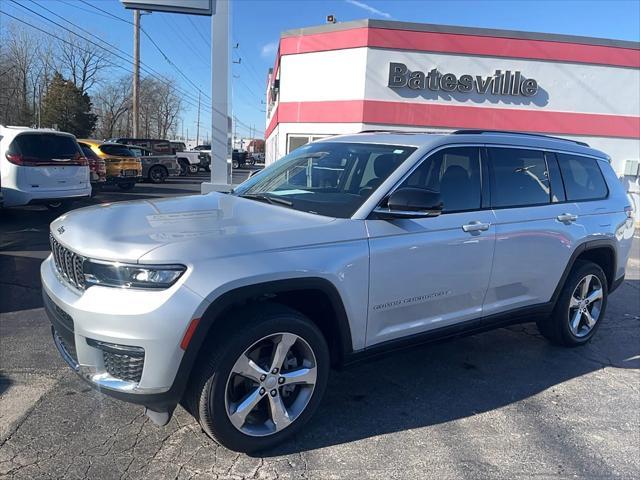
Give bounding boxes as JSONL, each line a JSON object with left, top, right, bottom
{"left": 42, "top": 130, "right": 634, "bottom": 452}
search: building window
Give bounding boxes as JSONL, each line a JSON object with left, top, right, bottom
{"left": 287, "top": 134, "right": 333, "bottom": 154}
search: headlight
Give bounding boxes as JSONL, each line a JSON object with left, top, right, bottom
{"left": 83, "top": 261, "right": 186, "bottom": 289}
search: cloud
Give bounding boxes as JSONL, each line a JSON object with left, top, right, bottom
{"left": 345, "top": 0, "right": 392, "bottom": 19}
{"left": 260, "top": 41, "right": 278, "bottom": 59}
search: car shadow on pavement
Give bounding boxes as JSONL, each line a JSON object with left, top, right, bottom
{"left": 260, "top": 281, "right": 640, "bottom": 458}
{"left": 0, "top": 254, "right": 45, "bottom": 314}
{"left": 0, "top": 374, "right": 12, "bottom": 396}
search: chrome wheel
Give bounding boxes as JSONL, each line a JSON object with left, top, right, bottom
{"left": 224, "top": 332, "right": 317, "bottom": 437}
{"left": 568, "top": 274, "right": 603, "bottom": 338}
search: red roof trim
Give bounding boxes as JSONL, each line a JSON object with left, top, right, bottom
{"left": 267, "top": 100, "right": 640, "bottom": 139}
{"left": 279, "top": 27, "right": 640, "bottom": 68}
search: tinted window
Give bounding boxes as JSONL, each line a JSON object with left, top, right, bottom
{"left": 557, "top": 153, "right": 608, "bottom": 201}
{"left": 489, "top": 148, "right": 550, "bottom": 208}
{"left": 399, "top": 147, "right": 481, "bottom": 212}
{"left": 233, "top": 142, "right": 416, "bottom": 218}
{"left": 99, "top": 144, "right": 134, "bottom": 157}
{"left": 79, "top": 144, "right": 99, "bottom": 160}
{"left": 10, "top": 134, "right": 80, "bottom": 161}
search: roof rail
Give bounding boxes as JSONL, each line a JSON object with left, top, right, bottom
{"left": 358, "top": 130, "right": 442, "bottom": 135}
{"left": 452, "top": 129, "right": 590, "bottom": 147}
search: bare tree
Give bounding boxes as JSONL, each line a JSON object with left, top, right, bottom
{"left": 94, "top": 76, "right": 132, "bottom": 139}
{"left": 137, "top": 76, "right": 182, "bottom": 139}
{"left": 58, "top": 33, "right": 111, "bottom": 95}
{"left": 2, "top": 24, "right": 40, "bottom": 125}
{"left": 155, "top": 80, "right": 182, "bottom": 139}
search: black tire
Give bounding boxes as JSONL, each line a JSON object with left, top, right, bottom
{"left": 232, "top": 159, "right": 239, "bottom": 169}
{"left": 148, "top": 165, "right": 168, "bottom": 184}
{"left": 537, "top": 260, "right": 608, "bottom": 347}
{"left": 186, "top": 303, "right": 330, "bottom": 452}
{"left": 188, "top": 164, "right": 199, "bottom": 174}
{"left": 46, "top": 200, "right": 67, "bottom": 211}
{"left": 178, "top": 159, "right": 189, "bottom": 176}
{"left": 117, "top": 182, "right": 135, "bottom": 191}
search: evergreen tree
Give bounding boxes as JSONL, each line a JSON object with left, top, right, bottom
{"left": 41, "top": 72, "right": 97, "bottom": 137}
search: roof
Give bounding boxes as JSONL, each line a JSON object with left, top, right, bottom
{"left": 76, "top": 139, "right": 102, "bottom": 147}
{"left": 0, "top": 126, "right": 77, "bottom": 144}
{"left": 281, "top": 19, "right": 639, "bottom": 50}
{"left": 318, "top": 130, "right": 609, "bottom": 160}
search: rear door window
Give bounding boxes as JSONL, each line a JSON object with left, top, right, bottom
{"left": 488, "top": 147, "right": 550, "bottom": 208}
{"left": 557, "top": 153, "right": 608, "bottom": 201}
{"left": 10, "top": 134, "right": 80, "bottom": 161}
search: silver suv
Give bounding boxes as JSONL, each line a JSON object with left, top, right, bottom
{"left": 42, "top": 130, "right": 635, "bottom": 452}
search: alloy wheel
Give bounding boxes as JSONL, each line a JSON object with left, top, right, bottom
{"left": 224, "top": 332, "right": 317, "bottom": 437}
{"left": 568, "top": 274, "right": 603, "bottom": 338}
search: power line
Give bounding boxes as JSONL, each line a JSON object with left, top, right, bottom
{"left": 73, "top": 0, "right": 212, "bottom": 101}
{"left": 56, "top": 0, "right": 124, "bottom": 23}
{"left": 77, "top": 0, "right": 132, "bottom": 24}
{"left": 188, "top": 16, "right": 211, "bottom": 50}
{"left": 3, "top": 4, "right": 260, "bottom": 138}
{"left": 0, "top": 9, "right": 207, "bottom": 114}
{"left": 6, "top": 1, "right": 212, "bottom": 111}
{"left": 73, "top": 0, "right": 211, "bottom": 100}
{"left": 163, "top": 16, "right": 210, "bottom": 63}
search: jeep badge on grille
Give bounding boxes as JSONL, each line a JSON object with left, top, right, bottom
{"left": 57, "top": 226, "right": 65, "bottom": 234}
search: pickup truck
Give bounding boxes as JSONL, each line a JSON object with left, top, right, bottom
{"left": 127, "top": 145, "right": 181, "bottom": 183}
{"left": 171, "top": 142, "right": 209, "bottom": 175}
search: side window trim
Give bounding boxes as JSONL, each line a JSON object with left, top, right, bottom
{"left": 544, "top": 151, "right": 567, "bottom": 203}
{"left": 480, "top": 147, "right": 491, "bottom": 209}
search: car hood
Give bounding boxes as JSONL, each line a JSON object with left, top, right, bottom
{"left": 49, "top": 193, "right": 340, "bottom": 263}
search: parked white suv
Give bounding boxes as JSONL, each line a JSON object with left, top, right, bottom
{"left": 0, "top": 126, "right": 91, "bottom": 209}
{"left": 42, "top": 130, "right": 634, "bottom": 452}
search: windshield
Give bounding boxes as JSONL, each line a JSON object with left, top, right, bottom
{"left": 232, "top": 142, "right": 416, "bottom": 218}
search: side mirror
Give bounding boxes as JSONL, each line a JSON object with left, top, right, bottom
{"left": 373, "top": 187, "right": 443, "bottom": 219}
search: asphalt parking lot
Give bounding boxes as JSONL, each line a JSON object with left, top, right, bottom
{"left": 1, "top": 173, "right": 639, "bottom": 480}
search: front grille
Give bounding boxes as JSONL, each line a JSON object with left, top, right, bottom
{"left": 50, "top": 234, "right": 85, "bottom": 290}
{"left": 103, "top": 350, "right": 145, "bottom": 382}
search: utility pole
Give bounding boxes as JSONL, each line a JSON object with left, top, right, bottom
{"left": 132, "top": 9, "right": 140, "bottom": 137}
{"left": 195, "top": 90, "right": 201, "bottom": 146}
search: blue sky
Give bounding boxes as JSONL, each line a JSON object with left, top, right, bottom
{"left": 1, "top": 0, "right": 639, "bottom": 142}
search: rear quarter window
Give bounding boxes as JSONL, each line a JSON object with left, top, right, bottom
{"left": 557, "top": 153, "right": 608, "bottom": 201}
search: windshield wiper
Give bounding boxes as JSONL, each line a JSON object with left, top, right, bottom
{"left": 239, "top": 193, "right": 293, "bottom": 207}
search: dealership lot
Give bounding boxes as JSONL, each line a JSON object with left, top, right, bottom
{"left": 1, "top": 173, "right": 638, "bottom": 479}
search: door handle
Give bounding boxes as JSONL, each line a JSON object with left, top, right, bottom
{"left": 462, "top": 221, "right": 490, "bottom": 232}
{"left": 557, "top": 213, "right": 578, "bottom": 223}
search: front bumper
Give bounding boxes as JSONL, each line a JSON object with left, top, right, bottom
{"left": 41, "top": 255, "right": 207, "bottom": 407}
{"left": 104, "top": 174, "right": 142, "bottom": 184}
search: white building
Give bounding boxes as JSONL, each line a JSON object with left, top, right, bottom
{"left": 264, "top": 19, "right": 640, "bottom": 209}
